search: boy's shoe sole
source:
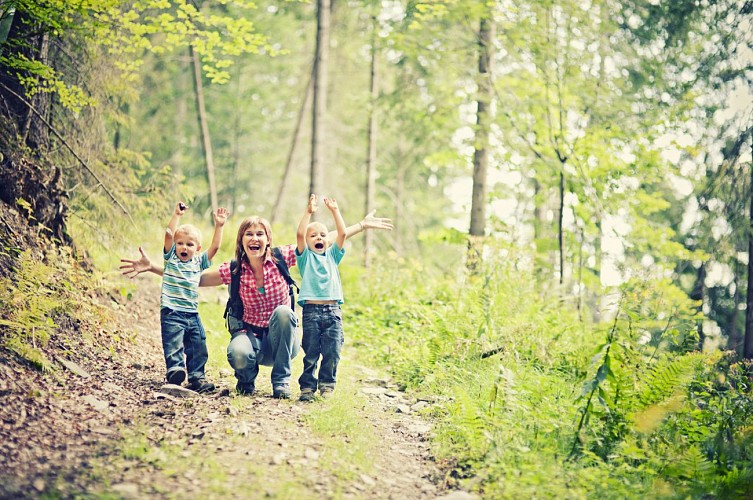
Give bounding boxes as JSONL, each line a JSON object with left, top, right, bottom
{"left": 166, "top": 369, "right": 186, "bottom": 385}
{"left": 188, "top": 380, "right": 216, "bottom": 394}
{"left": 273, "top": 385, "right": 291, "bottom": 399}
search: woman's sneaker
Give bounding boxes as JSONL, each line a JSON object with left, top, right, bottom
{"left": 187, "top": 379, "right": 216, "bottom": 394}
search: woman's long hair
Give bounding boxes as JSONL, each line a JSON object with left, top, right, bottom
{"left": 233, "top": 216, "right": 274, "bottom": 274}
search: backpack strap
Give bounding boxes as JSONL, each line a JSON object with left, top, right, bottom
{"left": 224, "top": 259, "right": 243, "bottom": 322}
{"left": 272, "top": 247, "right": 299, "bottom": 310}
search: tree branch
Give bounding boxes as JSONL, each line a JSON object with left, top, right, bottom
{"left": 0, "top": 81, "right": 135, "bottom": 227}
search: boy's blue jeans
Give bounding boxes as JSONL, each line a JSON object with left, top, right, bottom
{"left": 298, "top": 303, "right": 344, "bottom": 392}
{"left": 226, "top": 305, "right": 300, "bottom": 390}
{"left": 160, "top": 308, "right": 208, "bottom": 383}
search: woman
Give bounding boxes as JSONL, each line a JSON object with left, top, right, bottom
{"left": 120, "top": 210, "right": 392, "bottom": 398}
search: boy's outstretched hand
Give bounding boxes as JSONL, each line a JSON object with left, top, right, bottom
{"left": 119, "top": 246, "right": 152, "bottom": 278}
{"left": 362, "top": 210, "right": 393, "bottom": 231}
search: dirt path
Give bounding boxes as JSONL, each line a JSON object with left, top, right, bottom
{"left": 0, "top": 281, "right": 458, "bottom": 499}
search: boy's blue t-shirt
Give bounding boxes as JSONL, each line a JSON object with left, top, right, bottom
{"left": 295, "top": 243, "right": 345, "bottom": 306}
{"left": 160, "top": 245, "right": 211, "bottom": 312}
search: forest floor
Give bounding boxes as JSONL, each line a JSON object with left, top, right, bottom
{"left": 0, "top": 277, "right": 472, "bottom": 499}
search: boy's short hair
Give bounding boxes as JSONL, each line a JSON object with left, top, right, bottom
{"left": 306, "top": 221, "right": 328, "bottom": 233}
{"left": 174, "top": 224, "right": 202, "bottom": 243}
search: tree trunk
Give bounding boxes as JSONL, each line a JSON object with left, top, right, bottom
{"left": 190, "top": 46, "right": 218, "bottom": 214}
{"left": 310, "top": 0, "right": 331, "bottom": 205}
{"left": 745, "top": 141, "right": 753, "bottom": 359}
{"left": 364, "top": 20, "right": 379, "bottom": 268}
{"left": 729, "top": 260, "right": 741, "bottom": 355}
{"left": 0, "top": 8, "right": 49, "bottom": 151}
{"left": 467, "top": 14, "right": 494, "bottom": 273}
{"left": 558, "top": 168, "right": 565, "bottom": 284}
{"left": 271, "top": 68, "right": 313, "bottom": 225}
{"left": 230, "top": 66, "right": 242, "bottom": 215}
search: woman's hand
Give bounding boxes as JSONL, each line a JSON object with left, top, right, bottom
{"left": 119, "top": 246, "right": 154, "bottom": 278}
{"left": 361, "top": 210, "right": 393, "bottom": 231}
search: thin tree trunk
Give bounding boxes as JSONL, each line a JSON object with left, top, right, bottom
{"left": 231, "top": 66, "right": 243, "bottom": 215}
{"left": 364, "top": 19, "right": 379, "bottom": 268}
{"left": 745, "top": 140, "right": 753, "bottom": 359}
{"left": 21, "top": 32, "right": 49, "bottom": 147}
{"left": 310, "top": 0, "right": 331, "bottom": 204}
{"left": 271, "top": 68, "right": 313, "bottom": 225}
{"left": 468, "top": 14, "right": 495, "bottom": 273}
{"left": 558, "top": 168, "right": 565, "bottom": 284}
{"left": 729, "top": 260, "right": 740, "bottom": 355}
{"left": 190, "top": 46, "right": 218, "bottom": 214}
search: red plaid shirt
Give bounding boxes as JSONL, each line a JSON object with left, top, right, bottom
{"left": 218, "top": 244, "right": 297, "bottom": 328}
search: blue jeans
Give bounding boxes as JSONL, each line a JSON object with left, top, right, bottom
{"left": 226, "top": 305, "right": 300, "bottom": 390}
{"left": 160, "top": 308, "right": 208, "bottom": 383}
{"left": 298, "top": 304, "right": 344, "bottom": 391}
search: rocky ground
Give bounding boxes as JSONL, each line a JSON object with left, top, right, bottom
{"left": 0, "top": 279, "right": 472, "bottom": 499}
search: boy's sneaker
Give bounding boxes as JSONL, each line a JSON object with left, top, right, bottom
{"left": 319, "top": 386, "right": 335, "bottom": 399}
{"left": 166, "top": 369, "right": 186, "bottom": 385}
{"left": 272, "top": 384, "right": 291, "bottom": 399}
{"left": 299, "top": 388, "right": 316, "bottom": 402}
{"left": 236, "top": 384, "right": 255, "bottom": 396}
{"left": 187, "top": 379, "right": 216, "bottom": 394}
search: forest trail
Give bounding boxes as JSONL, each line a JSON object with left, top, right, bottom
{"left": 0, "top": 279, "right": 462, "bottom": 499}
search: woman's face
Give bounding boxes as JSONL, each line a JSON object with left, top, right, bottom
{"left": 241, "top": 223, "right": 269, "bottom": 260}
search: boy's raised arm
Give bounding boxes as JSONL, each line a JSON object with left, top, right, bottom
{"left": 165, "top": 202, "right": 186, "bottom": 253}
{"left": 297, "top": 194, "right": 317, "bottom": 254}
{"left": 207, "top": 207, "right": 229, "bottom": 261}
{"left": 333, "top": 209, "right": 393, "bottom": 242}
{"left": 324, "top": 197, "right": 346, "bottom": 249}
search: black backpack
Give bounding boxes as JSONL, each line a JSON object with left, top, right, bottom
{"left": 223, "top": 247, "right": 298, "bottom": 335}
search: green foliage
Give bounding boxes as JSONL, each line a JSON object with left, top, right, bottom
{"left": 0, "top": 250, "right": 72, "bottom": 369}
{"left": 3, "top": 0, "right": 272, "bottom": 112}
{"left": 345, "top": 245, "right": 753, "bottom": 497}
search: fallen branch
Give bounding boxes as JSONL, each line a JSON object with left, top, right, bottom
{"left": 0, "top": 81, "right": 135, "bottom": 227}
{"left": 481, "top": 346, "right": 505, "bottom": 359}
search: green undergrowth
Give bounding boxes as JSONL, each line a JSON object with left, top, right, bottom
{"left": 341, "top": 246, "right": 753, "bottom": 498}
{"left": 0, "top": 248, "right": 110, "bottom": 370}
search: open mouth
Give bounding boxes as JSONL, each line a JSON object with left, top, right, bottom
{"left": 179, "top": 252, "right": 189, "bottom": 258}
{"left": 314, "top": 242, "right": 325, "bottom": 250}
{"left": 248, "top": 244, "right": 261, "bottom": 252}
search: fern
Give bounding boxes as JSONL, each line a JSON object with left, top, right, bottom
{"left": 639, "top": 353, "right": 704, "bottom": 407}
{"left": 0, "top": 250, "right": 72, "bottom": 369}
{"left": 664, "top": 445, "right": 715, "bottom": 481}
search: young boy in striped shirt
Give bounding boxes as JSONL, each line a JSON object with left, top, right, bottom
{"left": 160, "top": 202, "right": 228, "bottom": 393}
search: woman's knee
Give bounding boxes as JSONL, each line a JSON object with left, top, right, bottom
{"left": 270, "top": 305, "right": 295, "bottom": 325}
{"left": 227, "top": 335, "right": 255, "bottom": 369}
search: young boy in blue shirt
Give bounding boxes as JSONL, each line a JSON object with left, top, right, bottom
{"left": 295, "top": 194, "right": 346, "bottom": 401}
{"left": 160, "top": 202, "right": 228, "bottom": 393}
